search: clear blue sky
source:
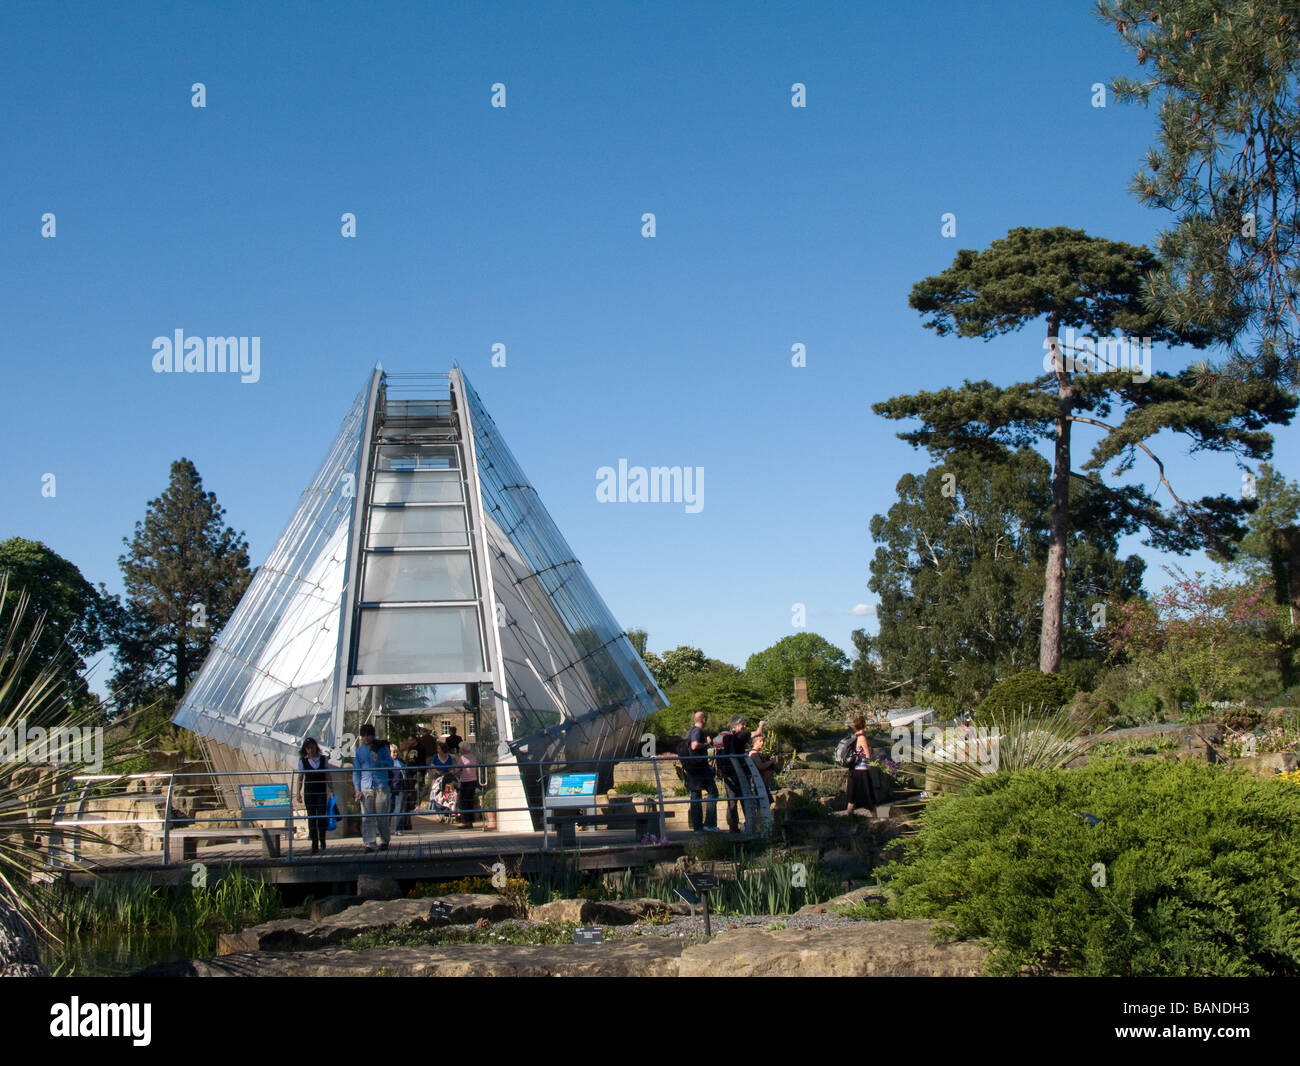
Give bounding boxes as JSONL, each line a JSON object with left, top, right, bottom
{"left": 2, "top": 1, "right": 1295, "bottom": 691}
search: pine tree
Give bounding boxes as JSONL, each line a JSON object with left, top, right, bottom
{"left": 880, "top": 226, "right": 1296, "bottom": 674}
{"left": 1099, "top": 0, "right": 1300, "bottom": 384}
{"left": 865, "top": 448, "right": 1145, "bottom": 705}
{"left": 113, "top": 459, "right": 252, "bottom": 704}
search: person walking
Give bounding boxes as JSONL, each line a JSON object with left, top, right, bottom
{"left": 444, "top": 726, "right": 463, "bottom": 758}
{"left": 352, "top": 724, "right": 393, "bottom": 851}
{"left": 389, "top": 742, "right": 415, "bottom": 833}
{"left": 845, "top": 715, "right": 877, "bottom": 815}
{"left": 456, "top": 742, "right": 478, "bottom": 827}
{"left": 718, "top": 716, "right": 759, "bottom": 833}
{"left": 683, "top": 711, "right": 719, "bottom": 832}
{"left": 294, "top": 737, "right": 334, "bottom": 854}
{"left": 401, "top": 730, "right": 435, "bottom": 797}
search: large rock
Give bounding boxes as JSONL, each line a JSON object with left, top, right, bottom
{"left": 217, "top": 894, "right": 515, "bottom": 953}
{"left": 168, "top": 918, "right": 991, "bottom": 977}
{"left": 356, "top": 874, "right": 402, "bottom": 900}
{"left": 309, "top": 895, "right": 360, "bottom": 921}
{"left": 161, "top": 940, "right": 685, "bottom": 977}
{"left": 436, "top": 893, "right": 519, "bottom": 924}
{"left": 797, "top": 884, "right": 888, "bottom": 915}
{"left": 218, "top": 918, "right": 318, "bottom": 955}
{"left": 1232, "top": 752, "right": 1300, "bottom": 776}
{"left": 527, "top": 898, "right": 688, "bottom": 925}
{"left": 675, "top": 920, "right": 988, "bottom": 977}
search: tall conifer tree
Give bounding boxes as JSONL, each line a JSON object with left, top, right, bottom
{"left": 1099, "top": 0, "right": 1300, "bottom": 384}
{"left": 114, "top": 459, "right": 252, "bottom": 703}
{"left": 879, "top": 226, "right": 1295, "bottom": 673}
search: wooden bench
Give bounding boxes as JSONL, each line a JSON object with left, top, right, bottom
{"left": 169, "top": 826, "right": 286, "bottom": 860}
{"left": 545, "top": 809, "right": 675, "bottom": 848}
{"left": 166, "top": 782, "right": 292, "bottom": 861}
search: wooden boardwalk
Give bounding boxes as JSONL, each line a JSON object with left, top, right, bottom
{"left": 53, "top": 812, "right": 690, "bottom": 888}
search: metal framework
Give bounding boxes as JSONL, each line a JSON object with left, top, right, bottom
{"left": 172, "top": 366, "right": 667, "bottom": 830}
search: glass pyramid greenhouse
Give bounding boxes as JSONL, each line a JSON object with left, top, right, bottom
{"left": 172, "top": 368, "right": 667, "bottom": 830}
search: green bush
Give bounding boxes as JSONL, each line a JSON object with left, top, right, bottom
{"left": 1116, "top": 687, "right": 1162, "bottom": 723}
{"left": 644, "top": 672, "right": 768, "bottom": 743}
{"left": 883, "top": 760, "right": 1300, "bottom": 975}
{"left": 1058, "top": 657, "right": 1104, "bottom": 693}
{"left": 976, "top": 670, "right": 1076, "bottom": 718}
{"left": 612, "top": 781, "right": 657, "bottom": 796}
{"left": 763, "top": 698, "right": 843, "bottom": 747}
{"left": 914, "top": 690, "right": 961, "bottom": 719}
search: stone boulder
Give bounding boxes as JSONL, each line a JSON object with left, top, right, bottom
{"left": 169, "top": 918, "right": 991, "bottom": 978}
{"left": 309, "top": 895, "right": 361, "bottom": 921}
{"left": 676, "top": 920, "right": 987, "bottom": 977}
{"left": 527, "top": 898, "right": 688, "bottom": 925}
{"left": 164, "top": 940, "right": 686, "bottom": 977}
{"left": 1232, "top": 752, "right": 1300, "bottom": 776}
{"left": 356, "top": 874, "right": 402, "bottom": 900}
{"left": 217, "top": 894, "right": 516, "bottom": 954}
{"left": 435, "top": 893, "right": 519, "bottom": 924}
{"left": 796, "top": 884, "right": 888, "bottom": 915}
{"left": 218, "top": 918, "right": 318, "bottom": 955}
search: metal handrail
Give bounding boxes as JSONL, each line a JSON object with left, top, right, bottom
{"left": 46, "top": 753, "right": 772, "bottom": 863}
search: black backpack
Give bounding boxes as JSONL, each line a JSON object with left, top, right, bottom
{"left": 835, "top": 732, "right": 860, "bottom": 768}
{"left": 716, "top": 732, "right": 742, "bottom": 780}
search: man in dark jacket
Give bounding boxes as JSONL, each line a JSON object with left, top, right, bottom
{"left": 683, "top": 712, "right": 719, "bottom": 832}
{"left": 718, "top": 716, "right": 759, "bottom": 832}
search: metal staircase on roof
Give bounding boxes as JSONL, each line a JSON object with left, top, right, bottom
{"left": 375, "top": 373, "right": 458, "bottom": 442}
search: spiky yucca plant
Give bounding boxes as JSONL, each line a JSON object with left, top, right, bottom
{"left": 914, "top": 702, "right": 1104, "bottom": 795}
{"left": 0, "top": 571, "right": 127, "bottom": 975}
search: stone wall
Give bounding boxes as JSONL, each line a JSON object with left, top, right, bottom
{"left": 611, "top": 759, "right": 677, "bottom": 789}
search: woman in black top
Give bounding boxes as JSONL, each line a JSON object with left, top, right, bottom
{"left": 295, "top": 737, "right": 335, "bottom": 854}
{"left": 844, "top": 716, "right": 877, "bottom": 814}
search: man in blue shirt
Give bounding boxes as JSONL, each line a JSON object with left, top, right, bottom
{"left": 352, "top": 723, "right": 393, "bottom": 851}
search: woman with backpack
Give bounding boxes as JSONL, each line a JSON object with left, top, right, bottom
{"left": 844, "top": 716, "right": 877, "bottom": 815}
{"left": 294, "top": 737, "right": 335, "bottom": 855}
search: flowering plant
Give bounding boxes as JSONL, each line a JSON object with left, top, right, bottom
{"left": 1101, "top": 566, "right": 1284, "bottom": 705}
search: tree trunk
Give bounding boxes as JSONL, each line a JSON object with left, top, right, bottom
{"left": 175, "top": 624, "right": 187, "bottom": 698}
{"left": 1040, "top": 314, "right": 1071, "bottom": 674}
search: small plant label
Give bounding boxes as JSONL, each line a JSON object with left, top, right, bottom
{"left": 573, "top": 926, "right": 603, "bottom": 945}
{"left": 685, "top": 872, "right": 717, "bottom": 894}
{"left": 431, "top": 899, "right": 452, "bottom": 920}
